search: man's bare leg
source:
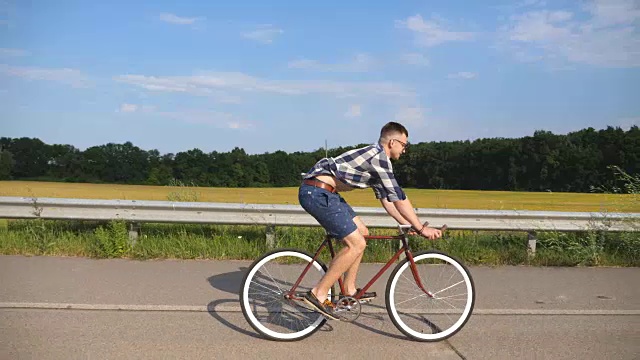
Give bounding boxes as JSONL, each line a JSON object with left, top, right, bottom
{"left": 343, "top": 216, "right": 369, "bottom": 295}
{"left": 343, "top": 251, "right": 364, "bottom": 296}
{"left": 312, "top": 229, "right": 366, "bottom": 303}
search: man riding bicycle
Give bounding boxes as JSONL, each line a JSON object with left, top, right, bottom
{"left": 299, "top": 121, "right": 442, "bottom": 319}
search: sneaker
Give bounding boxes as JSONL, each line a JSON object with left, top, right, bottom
{"left": 302, "top": 291, "right": 339, "bottom": 320}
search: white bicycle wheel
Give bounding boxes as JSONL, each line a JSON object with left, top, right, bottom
{"left": 240, "top": 249, "right": 330, "bottom": 341}
{"left": 386, "top": 250, "right": 475, "bottom": 342}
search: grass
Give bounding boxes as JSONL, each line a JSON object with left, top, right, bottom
{"left": 1, "top": 180, "right": 638, "bottom": 212}
{"left": 1, "top": 220, "right": 637, "bottom": 267}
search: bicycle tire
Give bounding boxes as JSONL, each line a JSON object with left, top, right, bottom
{"left": 240, "top": 248, "right": 330, "bottom": 341}
{"left": 385, "top": 250, "right": 475, "bottom": 342}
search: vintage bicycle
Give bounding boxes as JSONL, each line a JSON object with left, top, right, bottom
{"left": 239, "top": 224, "right": 475, "bottom": 342}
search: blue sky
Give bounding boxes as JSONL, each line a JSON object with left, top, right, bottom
{"left": 1, "top": 0, "right": 639, "bottom": 155}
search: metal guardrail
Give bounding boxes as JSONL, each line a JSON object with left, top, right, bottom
{"left": 0, "top": 196, "right": 637, "bottom": 232}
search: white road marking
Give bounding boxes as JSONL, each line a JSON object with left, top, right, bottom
{"left": 1, "top": 302, "right": 638, "bottom": 315}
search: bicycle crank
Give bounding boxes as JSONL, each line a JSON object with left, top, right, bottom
{"left": 333, "top": 296, "right": 362, "bottom": 322}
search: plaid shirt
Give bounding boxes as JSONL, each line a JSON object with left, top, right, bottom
{"left": 303, "top": 143, "right": 407, "bottom": 202}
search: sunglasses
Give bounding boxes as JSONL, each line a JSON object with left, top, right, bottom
{"left": 392, "top": 139, "right": 409, "bottom": 150}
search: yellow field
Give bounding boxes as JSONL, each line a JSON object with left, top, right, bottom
{"left": 0, "top": 181, "right": 637, "bottom": 212}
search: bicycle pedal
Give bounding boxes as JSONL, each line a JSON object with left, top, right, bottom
{"left": 338, "top": 298, "right": 372, "bottom": 305}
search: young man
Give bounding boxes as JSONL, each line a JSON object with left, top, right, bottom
{"left": 298, "top": 121, "right": 442, "bottom": 319}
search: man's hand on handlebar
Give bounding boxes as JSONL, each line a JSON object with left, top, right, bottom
{"left": 409, "top": 222, "right": 446, "bottom": 239}
{"left": 419, "top": 227, "right": 442, "bottom": 240}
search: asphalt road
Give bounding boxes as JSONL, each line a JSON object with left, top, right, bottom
{"left": 1, "top": 255, "right": 638, "bottom": 359}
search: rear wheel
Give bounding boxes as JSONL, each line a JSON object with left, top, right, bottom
{"left": 240, "top": 249, "right": 330, "bottom": 341}
{"left": 385, "top": 250, "right": 475, "bottom": 342}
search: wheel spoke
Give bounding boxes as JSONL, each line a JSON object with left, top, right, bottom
{"left": 259, "top": 266, "right": 285, "bottom": 293}
{"left": 432, "top": 280, "right": 465, "bottom": 296}
{"left": 434, "top": 293, "right": 468, "bottom": 301}
{"left": 248, "top": 279, "right": 282, "bottom": 295}
{"left": 395, "top": 293, "right": 429, "bottom": 306}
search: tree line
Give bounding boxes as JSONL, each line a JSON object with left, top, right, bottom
{"left": 1, "top": 126, "right": 638, "bottom": 193}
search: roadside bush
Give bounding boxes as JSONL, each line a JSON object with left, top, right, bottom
{"left": 93, "top": 220, "right": 131, "bottom": 258}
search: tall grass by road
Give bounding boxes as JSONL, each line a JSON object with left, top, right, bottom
{"left": 1, "top": 219, "right": 637, "bottom": 266}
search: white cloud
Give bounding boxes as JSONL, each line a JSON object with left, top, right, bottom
{"left": 120, "top": 103, "right": 138, "bottom": 112}
{"left": 227, "top": 121, "right": 253, "bottom": 129}
{"left": 401, "top": 53, "right": 430, "bottom": 66}
{"left": 502, "top": 0, "right": 640, "bottom": 67}
{"left": 158, "top": 110, "right": 255, "bottom": 130}
{"left": 114, "top": 71, "right": 415, "bottom": 100}
{"left": 0, "top": 48, "right": 29, "bottom": 57}
{"left": 118, "top": 103, "right": 155, "bottom": 113}
{"left": 115, "top": 103, "right": 253, "bottom": 129}
{"left": 344, "top": 104, "right": 362, "bottom": 118}
{"left": 396, "top": 14, "right": 474, "bottom": 47}
{"left": 159, "top": 13, "right": 199, "bottom": 25}
{"left": 586, "top": 0, "right": 640, "bottom": 27}
{"left": 394, "top": 106, "right": 427, "bottom": 127}
{"left": 448, "top": 71, "right": 478, "bottom": 79}
{"left": 114, "top": 74, "right": 244, "bottom": 103}
{"left": 288, "top": 53, "right": 375, "bottom": 72}
{"left": 493, "top": 1, "right": 547, "bottom": 16}
{"left": 242, "top": 24, "right": 283, "bottom": 44}
{"left": 509, "top": 11, "right": 573, "bottom": 42}
{"left": 519, "top": 0, "right": 547, "bottom": 8}
{"left": 0, "top": 64, "right": 90, "bottom": 87}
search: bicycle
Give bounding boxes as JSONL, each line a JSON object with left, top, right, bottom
{"left": 239, "top": 224, "right": 475, "bottom": 342}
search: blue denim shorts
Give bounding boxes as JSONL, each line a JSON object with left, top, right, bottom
{"left": 298, "top": 183, "right": 358, "bottom": 239}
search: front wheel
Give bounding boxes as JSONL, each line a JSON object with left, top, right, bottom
{"left": 385, "top": 250, "right": 475, "bottom": 342}
{"left": 239, "top": 249, "right": 330, "bottom": 341}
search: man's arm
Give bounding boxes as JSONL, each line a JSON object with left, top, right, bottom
{"left": 392, "top": 198, "right": 442, "bottom": 239}
{"left": 370, "top": 153, "right": 440, "bottom": 239}
{"left": 380, "top": 198, "right": 411, "bottom": 225}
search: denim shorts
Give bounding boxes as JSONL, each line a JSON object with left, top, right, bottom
{"left": 298, "top": 183, "right": 358, "bottom": 239}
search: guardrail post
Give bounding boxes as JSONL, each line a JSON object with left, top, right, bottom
{"left": 128, "top": 222, "right": 141, "bottom": 246}
{"left": 527, "top": 231, "right": 537, "bottom": 257}
{"left": 266, "top": 225, "right": 276, "bottom": 249}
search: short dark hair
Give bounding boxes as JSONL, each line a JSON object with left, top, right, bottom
{"left": 380, "top": 122, "right": 408, "bottom": 139}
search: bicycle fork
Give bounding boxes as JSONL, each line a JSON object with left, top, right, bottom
{"left": 402, "top": 235, "right": 435, "bottom": 299}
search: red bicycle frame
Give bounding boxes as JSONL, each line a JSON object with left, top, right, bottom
{"left": 287, "top": 230, "right": 435, "bottom": 302}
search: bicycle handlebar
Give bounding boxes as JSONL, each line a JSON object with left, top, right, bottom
{"left": 398, "top": 222, "right": 448, "bottom": 235}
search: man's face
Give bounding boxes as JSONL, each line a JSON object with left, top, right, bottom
{"left": 388, "top": 134, "right": 408, "bottom": 160}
